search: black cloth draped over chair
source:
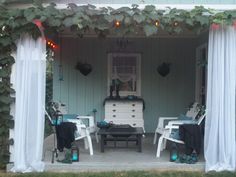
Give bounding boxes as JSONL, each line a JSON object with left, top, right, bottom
{"left": 56, "top": 122, "right": 77, "bottom": 151}
{"left": 179, "top": 124, "right": 202, "bottom": 155}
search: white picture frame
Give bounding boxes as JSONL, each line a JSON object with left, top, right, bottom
{"left": 107, "top": 53, "right": 141, "bottom": 97}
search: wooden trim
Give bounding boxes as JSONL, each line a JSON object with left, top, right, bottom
{"left": 195, "top": 43, "right": 208, "bottom": 104}
{"left": 49, "top": 4, "right": 236, "bottom": 10}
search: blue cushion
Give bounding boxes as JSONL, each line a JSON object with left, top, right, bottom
{"left": 62, "top": 114, "right": 78, "bottom": 121}
{"left": 177, "top": 114, "right": 192, "bottom": 120}
{"left": 170, "top": 129, "right": 181, "bottom": 140}
{"left": 169, "top": 115, "right": 196, "bottom": 140}
{"left": 163, "top": 114, "right": 191, "bottom": 126}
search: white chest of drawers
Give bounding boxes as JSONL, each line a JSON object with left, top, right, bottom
{"left": 104, "top": 100, "right": 144, "bottom": 130}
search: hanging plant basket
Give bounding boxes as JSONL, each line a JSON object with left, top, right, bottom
{"left": 75, "top": 62, "right": 92, "bottom": 76}
{"left": 157, "top": 62, "right": 171, "bottom": 77}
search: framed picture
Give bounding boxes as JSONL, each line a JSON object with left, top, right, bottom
{"left": 107, "top": 53, "right": 141, "bottom": 97}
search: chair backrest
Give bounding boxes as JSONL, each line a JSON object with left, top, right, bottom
{"left": 67, "top": 119, "right": 87, "bottom": 138}
{"left": 77, "top": 116, "right": 95, "bottom": 128}
{"left": 196, "top": 112, "right": 206, "bottom": 125}
{"left": 45, "top": 110, "right": 53, "bottom": 124}
{"left": 185, "top": 102, "right": 200, "bottom": 119}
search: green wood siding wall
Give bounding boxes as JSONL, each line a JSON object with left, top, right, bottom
{"left": 53, "top": 37, "right": 197, "bottom": 132}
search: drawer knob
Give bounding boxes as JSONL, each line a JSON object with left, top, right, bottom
{"left": 132, "top": 104, "right": 135, "bottom": 106}
{"left": 112, "top": 110, "right": 116, "bottom": 112}
{"left": 113, "top": 115, "right": 116, "bottom": 117}
{"left": 132, "top": 115, "right": 135, "bottom": 118}
{"left": 113, "top": 104, "right": 116, "bottom": 106}
{"left": 132, "top": 123, "right": 136, "bottom": 126}
{"left": 132, "top": 109, "right": 135, "bottom": 112}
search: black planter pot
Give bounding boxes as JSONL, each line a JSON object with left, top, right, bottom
{"left": 75, "top": 62, "right": 92, "bottom": 76}
{"left": 157, "top": 62, "right": 170, "bottom": 77}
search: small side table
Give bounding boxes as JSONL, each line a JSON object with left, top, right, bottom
{"left": 98, "top": 127, "right": 144, "bottom": 152}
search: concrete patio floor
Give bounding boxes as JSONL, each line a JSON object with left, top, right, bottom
{"left": 43, "top": 133, "right": 205, "bottom": 172}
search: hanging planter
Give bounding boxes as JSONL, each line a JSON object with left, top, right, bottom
{"left": 157, "top": 62, "right": 171, "bottom": 77}
{"left": 75, "top": 62, "right": 92, "bottom": 76}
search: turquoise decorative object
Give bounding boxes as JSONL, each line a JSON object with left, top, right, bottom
{"left": 71, "top": 145, "right": 79, "bottom": 162}
{"left": 170, "top": 143, "right": 179, "bottom": 162}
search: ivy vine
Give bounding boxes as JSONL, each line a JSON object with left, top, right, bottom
{"left": 1, "top": 1, "right": 236, "bottom": 169}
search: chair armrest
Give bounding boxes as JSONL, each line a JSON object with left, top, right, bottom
{"left": 163, "top": 124, "right": 181, "bottom": 136}
{"left": 75, "top": 126, "right": 90, "bottom": 139}
{"left": 157, "top": 117, "right": 178, "bottom": 129}
{"left": 165, "top": 125, "right": 180, "bottom": 130}
{"left": 86, "top": 126, "right": 96, "bottom": 133}
{"left": 67, "top": 119, "right": 86, "bottom": 128}
{"left": 167, "top": 120, "right": 195, "bottom": 127}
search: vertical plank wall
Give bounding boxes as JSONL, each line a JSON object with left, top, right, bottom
{"left": 53, "top": 37, "right": 197, "bottom": 132}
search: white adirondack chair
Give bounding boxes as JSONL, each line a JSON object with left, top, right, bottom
{"left": 53, "top": 102, "right": 99, "bottom": 143}
{"left": 156, "top": 112, "right": 206, "bottom": 157}
{"left": 153, "top": 102, "right": 200, "bottom": 144}
{"left": 66, "top": 119, "right": 94, "bottom": 155}
{"left": 76, "top": 116, "right": 99, "bottom": 143}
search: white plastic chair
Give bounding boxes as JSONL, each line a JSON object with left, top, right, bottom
{"left": 76, "top": 116, "right": 99, "bottom": 143}
{"left": 67, "top": 119, "right": 93, "bottom": 155}
{"left": 52, "top": 102, "right": 99, "bottom": 143}
{"left": 156, "top": 112, "right": 206, "bottom": 157}
{"left": 153, "top": 102, "right": 200, "bottom": 144}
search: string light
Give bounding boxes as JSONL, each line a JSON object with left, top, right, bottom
{"left": 155, "top": 20, "right": 160, "bottom": 27}
{"left": 115, "top": 21, "right": 121, "bottom": 28}
{"left": 46, "top": 39, "right": 57, "bottom": 50}
{"left": 173, "top": 21, "right": 179, "bottom": 27}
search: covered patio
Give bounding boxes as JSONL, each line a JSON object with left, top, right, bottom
{"left": 41, "top": 30, "right": 207, "bottom": 171}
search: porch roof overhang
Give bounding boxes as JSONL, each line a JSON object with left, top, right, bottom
{"left": 6, "top": 0, "right": 236, "bottom": 10}
{"left": 2, "top": 2, "right": 236, "bottom": 39}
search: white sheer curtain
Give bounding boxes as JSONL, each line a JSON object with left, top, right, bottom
{"left": 11, "top": 35, "right": 46, "bottom": 172}
{"left": 205, "top": 26, "right": 236, "bottom": 172}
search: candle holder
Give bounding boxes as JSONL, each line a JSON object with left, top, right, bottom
{"left": 115, "top": 84, "right": 120, "bottom": 99}
{"left": 109, "top": 85, "right": 114, "bottom": 98}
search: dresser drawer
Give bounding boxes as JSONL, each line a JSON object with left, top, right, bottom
{"left": 105, "top": 113, "right": 143, "bottom": 120}
{"left": 105, "top": 119, "right": 144, "bottom": 128}
{"left": 105, "top": 102, "right": 143, "bottom": 110}
{"left": 105, "top": 107, "right": 142, "bottom": 113}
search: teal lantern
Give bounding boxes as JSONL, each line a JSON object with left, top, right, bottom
{"left": 170, "top": 143, "right": 178, "bottom": 162}
{"left": 71, "top": 145, "right": 79, "bottom": 162}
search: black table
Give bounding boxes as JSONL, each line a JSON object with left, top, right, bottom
{"left": 98, "top": 127, "right": 144, "bottom": 152}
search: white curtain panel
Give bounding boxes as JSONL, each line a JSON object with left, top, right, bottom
{"left": 11, "top": 35, "right": 46, "bottom": 172}
{"left": 205, "top": 26, "right": 236, "bottom": 172}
